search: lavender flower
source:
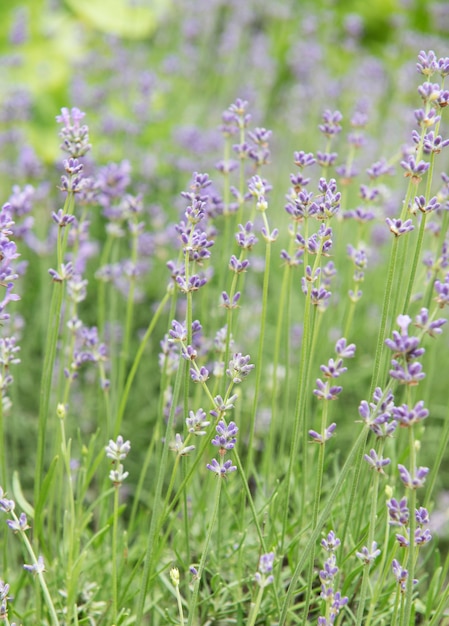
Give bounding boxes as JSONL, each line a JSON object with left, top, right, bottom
{"left": 0, "top": 579, "right": 10, "bottom": 620}
{"left": 6, "top": 511, "right": 29, "bottom": 533}
{"left": 106, "top": 435, "right": 131, "bottom": 486}
{"left": 434, "top": 272, "right": 449, "bottom": 308}
{"left": 169, "top": 433, "right": 196, "bottom": 456}
{"left": 0, "top": 487, "right": 15, "bottom": 513}
{"left": 56, "top": 107, "right": 91, "bottom": 158}
{"left": 319, "top": 110, "right": 343, "bottom": 136}
{"left": 398, "top": 464, "right": 429, "bottom": 489}
{"left": 105, "top": 436, "right": 131, "bottom": 462}
{"left": 416, "top": 50, "right": 439, "bottom": 76}
{"left": 414, "top": 307, "right": 447, "bottom": 337}
{"left": 235, "top": 222, "right": 258, "bottom": 249}
{"left": 23, "top": 555, "right": 45, "bottom": 575}
{"left": 391, "top": 559, "right": 417, "bottom": 593}
{"left": 385, "top": 315, "right": 425, "bottom": 360}
{"left": 255, "top": 552, "right": 275, "bottom": 587}
{"left": 358, "top": 387, "right": 396, "bottom": 438}
{"left": 364, "top": 449, "right": 391, "bottom": 474}
{"left": 190, "top": 365, "right": 209, "bottom": 383}
{"left": 211, "top": 420, "right": 238, "bottom": 453}
{"left": 356, "top": 541, "right": 381, "bottom": 565}
{"left": 313, "top": 378, "right": 342, "bottom": 400}
{"left": 210, "top": 394, "right": 238, "bottom": 419}
{"left": 392, "top": 401, "right": 429, "bottom": 427}
{"left": 226, "top": 353, "right": 254, "bottom": 384}
{"left": 318, "top": 532, "right": 348, "bottom": 624}
{"left": 309, "top": 423, "right": 337, "bottom": 444}
{"left": 186, "top": 408, "right": 210, "bottom": 435}
{"left": 206, "top": 458, "right": 237, "bottom": 477}
{"left": 387, "top": 497, "right": 409, "bottom": 526}
{"left": 385, "top": 218, "right": 414, "bottom": 237}
{"left": 108, "top": 464, "right": 129, "bottom": 485}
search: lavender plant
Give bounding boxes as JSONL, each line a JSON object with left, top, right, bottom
{"left": 1, "top": 3, "right": 449, "bottom": 624}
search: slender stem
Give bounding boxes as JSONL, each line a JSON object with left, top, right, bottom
{"left": 301, "top": 400, "right": 328, "bottom": 626}
{"left": 112, "top": 485, "right": 119, "bottom": 623}
{"left": 134, "top": 356, "right": 185, "bottom": 623}
{"left": 247, "top": 236, "right": 271, "bottom": 472}
{"left": 247, "top": 584, "right": 266, "bottom": 626}
{"left": 187, "top": 476, "right": 222, "bottom": 626}
{"left": 114, "top": 289, "right": 172, "bottom": 436}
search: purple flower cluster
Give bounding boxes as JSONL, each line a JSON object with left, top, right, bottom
{"left": 310, "top": 339, "right": 356, "bottom": 438}
{"left": 255, "top": 552, "right": 275, "bottom": 588}
{"left": 387, "top": 495, "right": 431, "bottom": 589}
{"left": 385, "top": 314, "right": 426, "bottom": 386}
{"left": 318, "top": 531, "right": 348, "bottom": 625}
{"left": 206, "top": 419, "right": 238, "bottom": 478}
{"left": 105, "top": 435, "right": 131, "bottom": 486}
{"left": 358, "top": 387, "right": 396, "bottom": 438}
{"left": 170, "top": 172, "right": 215, "bottom": 293}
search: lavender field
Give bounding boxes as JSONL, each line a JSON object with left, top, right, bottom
{"left": 1, "top": 1, "right": 449, "bottom": 624}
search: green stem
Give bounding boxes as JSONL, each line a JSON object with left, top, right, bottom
{"left": 114, "top": 289, "right": 171, "bottom": 436}
{"left": 112, "top": 485, "right": 119, "bottom": 623}
{"left": 134, "top": 357, "right": 185, "bottom": 623}
{"left": 247, "top": 236, "right": 271, "bottom": 472}
{"left": 301, "top": 400, "right": 328, "bottom": 626}
{"left": 187, "top": 476, "right": 222, "bottom": 626}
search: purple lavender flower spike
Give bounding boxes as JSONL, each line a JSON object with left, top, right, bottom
{"left": 294, "top": 151, "right": 316, "bottom": 169}
{"left": 221, "top": 291, "right": 240, "bottom": 309}
{"left": 6, "top": 511, "right": 29, "bottom": 533}
{"left": 415, "top": 527, "right": 432, "bottom": 545}
{"left": 56, "top": 107, "right": 91, "bottom": 158}
{"left": 320, "top": 358, "right": 347, "bottom": 379}
{"left": 24, "top": 555, "right": 45, "bottom": 575}
{"left": 235, "top": 222, "right": 258, "bottom": 249}
{"left": 313, "top": 379, "right": 342, "bottom": 400}
{"left": 335, "top": 338, "right": 356, "bottom": 358}
{"left": 186, "top": 408, "right": 210, "bottom": 436}
{"left": 255, "top": 552, "right": 275, "bottom": 587}
{"left": 206, "top": 458, "right": 237, "bottom": 477}
{"left": 211, "top": 420, "right": 238, "bottom": 452}
{"left": 434, "top": 272, "right": 449, "bottom": 308}
{"left": 387, "top": 497, "right": 409, "bottom": 526}
{"left": 415, "top": 507, "right": 430, "bottom": 525}
{"left": 321, "top": 531, "right": 341, "bottom": 552}
{"left": 416, "top": 50, "right": 438, "bottom": 76}
{"left": 391, "top": 558, "right": 418, "bottom": 593}
{"left": 392, "top": 401, "right": 429, "bottom": 427}
{"left": 389, "top": 359, "right": 425, "bottom": 385}
{"left": 210, "top": 394, "right": 238, "bottom": 419}
{"left": 190, "top": 366, "right": 209, "bottom": 383}
{"left": 309, "top": 423, "right": 337, "bottom": 444}
{"left": 385, "top": 218, "right": 414, "bottom": 237}
{"left": 356, "top": 541, "right": 381, "bottom": 564}
{"left": 226, "top": 353, "right": 254, "bottom": 383}
{"left": 398, "top": 464, "right": 429, "bottom": 489}
{"left": 169, "top": 433, "right": 196, "bottom": 456}
{"left": 168, "top": 320, "right": 187, "bottom": 343}
{"left": 364, "top": 449, "right": 391, "bottom": 474}
{"left": 319, "top": 109, "right": 343, "bottom": 136}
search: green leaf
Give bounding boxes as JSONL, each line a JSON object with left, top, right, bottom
{"left": 12, "top": 471, "right": 35, "bottom": 518}
{"left": 64, "top": 0, "right": 170, "bottom": 39}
